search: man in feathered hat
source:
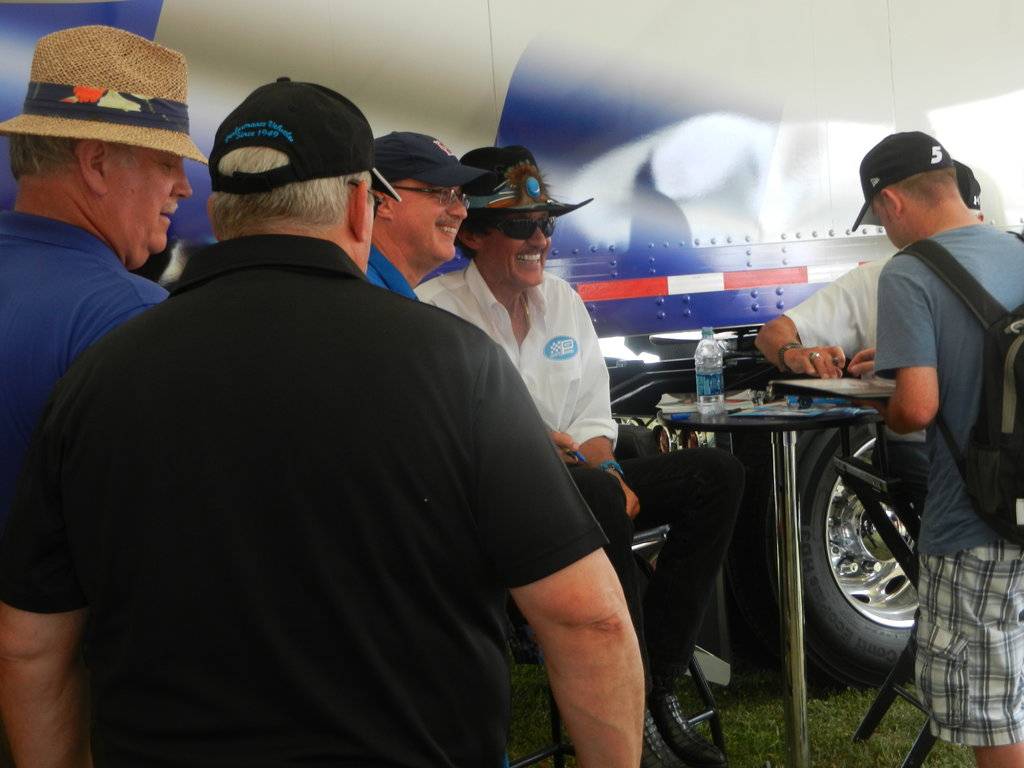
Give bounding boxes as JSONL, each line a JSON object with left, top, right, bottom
{"left": 0, "top": 25, "right": 205, "bottom": 533}
{"left": 419, "top": 145, "right": 743, "bottom": 767}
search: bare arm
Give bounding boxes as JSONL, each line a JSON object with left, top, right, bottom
{"left": 755, "top": 314, "right": 846, "bottom": 378}
{"left": 885, "top": 366, "right": 939, "bottom": 434}
{"left": 0, "top": 603, "right": 91, "bottom": 768}
{"left": 511, "top": 550, "right": 644, "bottom": 767}
{"left": 755, "top": 314, "right": 801, "bottom": 369}
{"left": 577, "top": 436, "right": 639, "bottom": 518}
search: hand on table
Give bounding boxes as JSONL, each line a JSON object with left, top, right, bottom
{"left": 847, "top": 347, "right": 875, "bottom": 379}
{"left": 783, "top": 344, "right": 846, "bottom": 379}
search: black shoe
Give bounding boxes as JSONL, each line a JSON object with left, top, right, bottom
{"left": 641, "top": 708, "right": 689, "bottom": 768}
{"left": 649, "top": 692, "right": 727, "bottom": 767}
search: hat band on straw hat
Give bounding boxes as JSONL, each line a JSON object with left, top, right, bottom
{"left": 22, "top": 82, "right": 190, "bottom": 134}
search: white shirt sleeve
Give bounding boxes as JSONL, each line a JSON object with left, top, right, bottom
{"left": 786, "top": 258, "right": 887, "bottom": 357}
{"left": 562, "top": 289, "right": 618, "bottom": 446}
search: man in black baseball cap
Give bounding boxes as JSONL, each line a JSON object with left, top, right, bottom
{"left": 851, "top": 130, "right": 955, "bottom": 233}
{"left": 366, "top": 131, "right": 486, "bottom": 297}
{"left": 865, "top": 130, "right": 1024, "bottom": 764}
{"left": 210, "top": 77, "right": 399, "bottom": 202}
{"left": 0, "top": 81, "right": 647, "bottom": 766}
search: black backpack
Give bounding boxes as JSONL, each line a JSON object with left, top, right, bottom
{"left": 900, "top": 236, "right": 1024, "bottom": 545}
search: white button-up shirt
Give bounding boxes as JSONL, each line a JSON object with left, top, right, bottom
{"left": 417, "top": 261, "right": 618, "bottom": 446}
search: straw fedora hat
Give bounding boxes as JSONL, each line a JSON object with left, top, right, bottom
{"left": 0, "top": 25, "right": 206, "bottom": 163}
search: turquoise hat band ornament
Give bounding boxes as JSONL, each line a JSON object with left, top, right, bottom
{"left": 524, "top": 175, "right": 541, "bottom": 199}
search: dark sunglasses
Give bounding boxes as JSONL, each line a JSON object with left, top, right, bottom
{"left": 491, "top": 216, "right": 556, "bottom": 240}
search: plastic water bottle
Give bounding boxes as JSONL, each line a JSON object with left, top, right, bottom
{"left": 695, "top": 327, "right": 725, "bottom": 416}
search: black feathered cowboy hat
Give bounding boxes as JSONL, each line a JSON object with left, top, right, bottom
{"left": 460, "top": 145, "right": 592, "bottom": 217}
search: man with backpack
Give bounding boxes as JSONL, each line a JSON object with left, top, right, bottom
{"left": 865, "top": 131, "right": 1024, "bottom": 767}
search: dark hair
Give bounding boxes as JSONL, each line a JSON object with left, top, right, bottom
{"left": 456, "top": 213, "right": 504, "bottom": 259}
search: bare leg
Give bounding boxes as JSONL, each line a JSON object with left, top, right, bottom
{"left": 974, "top": 743, "right": 1024, "bottom": 767}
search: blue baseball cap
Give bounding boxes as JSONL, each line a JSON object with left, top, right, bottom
{"left": 373, "top": 131, "right": 487, "bottom": 188}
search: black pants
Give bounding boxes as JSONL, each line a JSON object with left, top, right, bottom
{"left": 569, "top": 447, "right": 744, "bottom": 688}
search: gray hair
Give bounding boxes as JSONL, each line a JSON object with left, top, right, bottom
{"left": 9, "top": 136, "right": 142, "bottom": 180}
{"left": 9, "top": 134, "right": 79, "bottom": 179}
{"left": 208, "top": 146, "right": 365, "bottom": 238}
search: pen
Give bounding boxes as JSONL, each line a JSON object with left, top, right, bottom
{"left": 787, "top": 395, "right": 850, "bottom": 408}
{"left": 565, "top": 448, "right": 588, "bottom": 464}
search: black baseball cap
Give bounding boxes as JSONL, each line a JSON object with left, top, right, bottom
{"left": 209, "top": 77, "right": 399, "bottom": 199}
{"left": 851, "top": 130, "right": 954, "bottom": 230}
{"left": 373, "top": 132, "right": 487, "bottom": 189}
{"left": 955, "top": 159, "right": 982, "bottom": 211}
{"left": 460, "top": 145, "right": 592, "bottom": 217}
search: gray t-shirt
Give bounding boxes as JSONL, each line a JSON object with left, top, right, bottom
{"left": 875, "top": 224, "right": 1024, "bottom": 555}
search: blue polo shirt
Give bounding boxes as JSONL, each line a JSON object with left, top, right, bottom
{"left": 0, "top": 211, "right": 167, "bottom": 530}
{"left": 366, "top": 245, "right": 417, "bottom": 299}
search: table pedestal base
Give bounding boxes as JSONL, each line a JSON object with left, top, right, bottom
{"left": 771, "top": 429, "right": 810, "bottom": 768}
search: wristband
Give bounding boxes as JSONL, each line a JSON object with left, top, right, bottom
{"left": 777, "top": 341, "right": 803, "bottom": 371}
{"left": 599, "top": 459, "right": 624, "bottom": 477}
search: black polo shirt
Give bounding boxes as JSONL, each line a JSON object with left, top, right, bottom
{"left": 0, "top": 235, "right": 606, "bottom": 768}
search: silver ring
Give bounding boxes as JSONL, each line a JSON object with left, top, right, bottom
{"left": 808, "top": 351, "right": 822, "bottom": 361}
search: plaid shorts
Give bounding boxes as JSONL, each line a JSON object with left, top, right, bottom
{"left": 917, "top": 539, "right": 1024, "bottom": 746}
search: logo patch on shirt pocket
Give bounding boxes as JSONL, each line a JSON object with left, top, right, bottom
{"left": 544, "top": 336, "right": 578, "bottom": 360}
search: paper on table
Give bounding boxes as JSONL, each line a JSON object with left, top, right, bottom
{"left": 732, "top": 404, "right": 876, "bottom": 418}
{"left": 657, "top": 393, "right": 698, "bottom": 414}
{"left": 657, "top": 389, "right": 761, "bottom": 414}
{"left": 770, "top": 377, "right": 896, "bottom": 399}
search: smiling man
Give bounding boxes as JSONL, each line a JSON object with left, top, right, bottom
{"left": 366, "top": 131, "right": 486, "bottom": 296}
{"left": 419, "top": 146, "right": 743, "bottom": 768}
{"left": 0, "top": 25, "right": 204, "bottom": 532}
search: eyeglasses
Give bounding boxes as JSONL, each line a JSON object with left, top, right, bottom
{"left": 391, "top": 185, "right": 470, "bottom": 209}
{"left": 347, "top": 180, "right": 379, "bottom": 212}
{"left": 491, "top": 216, "right": 556, "bottom": 240}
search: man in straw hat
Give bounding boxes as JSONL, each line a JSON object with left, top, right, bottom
{"left": 0, "top": 78, "right": 643, "bottom": 767}
{"left": 418, "top": 145, "right": 743, "bottom": 767}
{"left": 0, "top": 25, "right": 205, "bottom": 533}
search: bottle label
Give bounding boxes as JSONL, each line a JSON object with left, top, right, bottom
{"left": 696, "top": 371, "right": 723, "bottom": 397}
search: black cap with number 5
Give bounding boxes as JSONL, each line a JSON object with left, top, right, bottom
{"left": 852, "top": 130, "right": 954, "bottom": 231}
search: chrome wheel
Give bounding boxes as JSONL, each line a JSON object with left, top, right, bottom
{"left": 823, "top": 439, "right": 917, "bottom": 629}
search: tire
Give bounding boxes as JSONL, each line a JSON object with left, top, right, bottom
{"left": 726, "top": 427, "right": 915, "bottom": 687}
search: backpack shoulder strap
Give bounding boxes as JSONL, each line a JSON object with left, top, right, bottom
{"left": 899, "top": 238, "right": 1006, "bottom": 328}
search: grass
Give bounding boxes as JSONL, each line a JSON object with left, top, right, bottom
{"left": 508, "top": 661, "right": 974, "bottom": 767}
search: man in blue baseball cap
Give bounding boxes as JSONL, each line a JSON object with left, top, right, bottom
{"left": 367, "top": 131, "right": 487, "bottom": 297}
